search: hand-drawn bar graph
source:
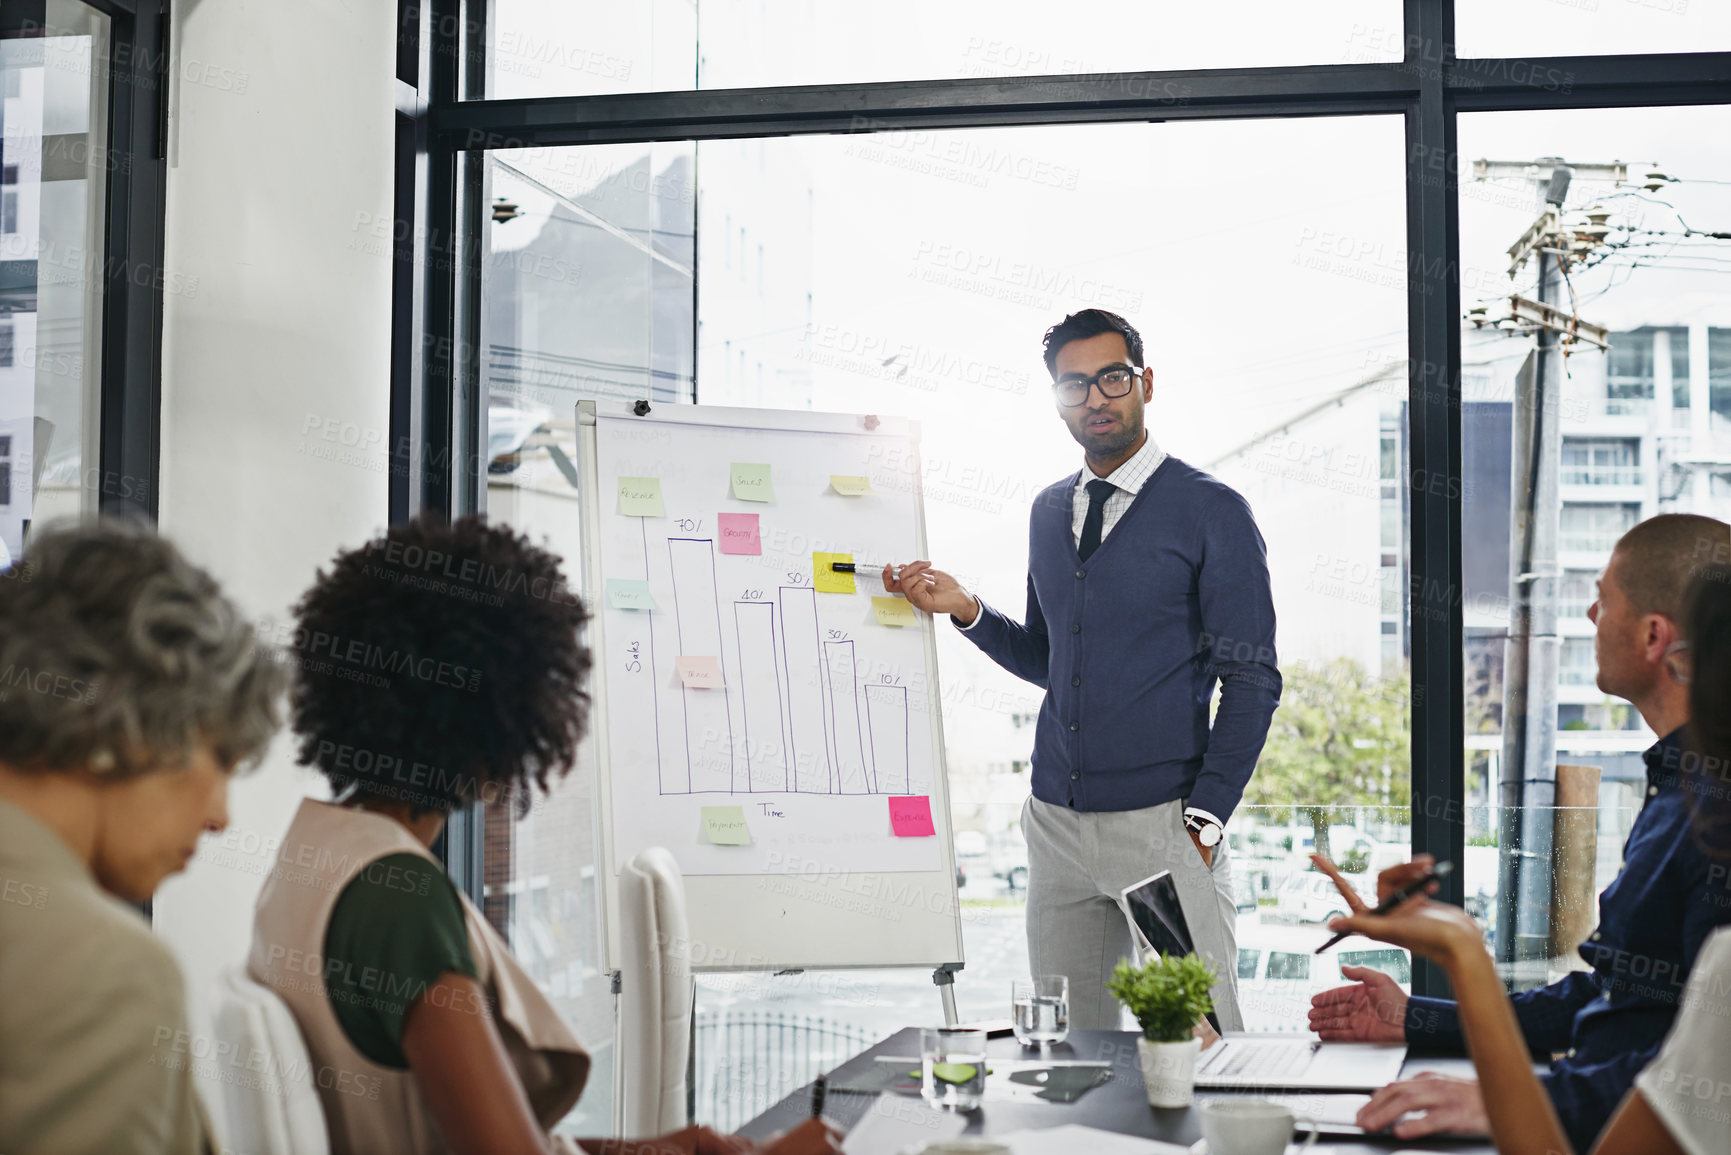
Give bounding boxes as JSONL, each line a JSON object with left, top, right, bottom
{"left": 646, "top": 539, "right": 919, "bottom": 797}
{"left": 733, "top": 600, "right": 789, "bottom": 791}
{"left": 864, "top": 685, "right": 910, "bottom": 795}
{"left": 668, "top": 538, "right": 735, "bottom": 792}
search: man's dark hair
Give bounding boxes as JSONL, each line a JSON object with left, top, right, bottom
{"left": 1041, "top": 309, "right": 1145, "bottom": 379}
{"left": 1686, "top": 563, "right": 1731, "bottom": 860}
{"left": 289, "top": 516, "right": 591, "bottom": 814}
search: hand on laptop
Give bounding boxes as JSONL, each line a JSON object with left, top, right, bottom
{"left": 1355, "top": 1072, "right": 1489, "bottom": 1139}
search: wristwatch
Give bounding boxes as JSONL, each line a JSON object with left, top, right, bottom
{"left": 1185, "top": 811, "right": 1223, "bottom": 848}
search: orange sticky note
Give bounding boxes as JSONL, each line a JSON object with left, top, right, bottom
{"left": 888, "top": 795, "right": 936, "bottom": 837}
{"left": 676, "top": 656, "right": 724, "bottom": 689}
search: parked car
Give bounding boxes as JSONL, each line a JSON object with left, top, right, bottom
{"left": 1232, "top": 873, "right": 1259, "bottom": 915}
{"left": 1275, "top": 871, "right": 1370, "bottom": 924}
{"left": 953, "top": 830, "right": 989, "bottom": 891}
{"left": 988, "top": 827, "right": 1029, "bottom": 891}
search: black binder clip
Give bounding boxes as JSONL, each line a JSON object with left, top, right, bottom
{"left": 633, "top": 399, "right": 651, "bottom": 416}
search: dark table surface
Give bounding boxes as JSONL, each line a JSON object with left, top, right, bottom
{"left": 737, "top": 1028, "right": 1497, "bottom": 1153}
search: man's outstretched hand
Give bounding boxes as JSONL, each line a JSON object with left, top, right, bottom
{"left": 881, "top": 561, "right": 978, "bottom": 625}
{"left": 1308, "top": 965, "right": 1409, "bottom": 1043}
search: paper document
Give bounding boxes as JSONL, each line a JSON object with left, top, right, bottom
{"left": 840, "top": 1093, "right": 965, "bottom": 1154}
{"left": 994, "top": 1125, "right": 1190, "bottom": 1155}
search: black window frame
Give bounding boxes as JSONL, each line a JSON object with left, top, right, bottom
{"left": 2, "top": 0, "right": 171, "bottom": 524}
{"left": 397, "top": 0, "right": 1731, "bottom": 998}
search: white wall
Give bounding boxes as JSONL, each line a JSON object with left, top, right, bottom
{"left": 151, "top": 0, "right": 396, "bottom": 1011}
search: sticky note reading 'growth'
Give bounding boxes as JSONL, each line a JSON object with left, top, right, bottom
{"left": 675, "top": 656, "right": 724, "bottom": 689}
{"left": 813, "top": 553, "right": 855, "bottom": 594}
{"left": 702, "top": 805, "right": 751, "bottom": 846}
{"left": 730, "top": 463, "right": 774, "bottom": 502}
{"left": 872, "top": 596, "right": 916, "bottom": 627}
{"left": 888, "top": 796, "right": 936, "bottom": 837}
{"left": 717, "top": 512, "right": 762, "bottom": 555}
{"left": 606, "top": 579, "right": 655, "bottom": 611}
{"left": 617, "top": 476, "right": 665, "bottom": 518}
{"left": 830, "top": 475, "right": 874, "bottom": 496}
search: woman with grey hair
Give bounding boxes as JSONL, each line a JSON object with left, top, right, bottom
{"left": 0, "top": 520, "right": 285, "bottom": 1154}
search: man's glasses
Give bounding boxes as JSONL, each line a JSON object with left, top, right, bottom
{"left": 1053, "top": 365, "right": 1140, "bottom": 408}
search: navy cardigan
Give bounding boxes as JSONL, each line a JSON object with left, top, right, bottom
{"left": 960, "top": 456, "right": 1281, "bottom": 818}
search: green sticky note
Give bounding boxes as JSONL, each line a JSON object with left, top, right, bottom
{"left": 606, "top": 579, "right": 655, "bottom": 611}
{"left": 730, "top": 463, "right": 774, "bottom": 502}
{"left": 618, "top": 476, "right": 665, "bottom": 517}
{"left": 830, "top": 474, "right": 874, "bottom": 496}
{"left": 702, "top": 805, "right": 751, "bottom": 846}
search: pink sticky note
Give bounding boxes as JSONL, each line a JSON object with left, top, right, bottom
{"left": 676, "top": 656, "right": 724, "bottom": 689}
{"left": 717, "top": 512, "right": 761, "bottom": 556}
{"left": 888, "top": 795, "right": 936, "bottom": 837}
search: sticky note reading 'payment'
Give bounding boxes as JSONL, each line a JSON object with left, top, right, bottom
{"left": 606, "top": 579, "right": 655, "bottom": 611}
{"left": 888, "top": 796, "right": 936, "bottom": 837}
{"left": 813, "top": 553, "right": 855, "bottom": 594}
{"left": 617, "top": 476, "right": 664, "bottom": 518}
{"left": 717, "top": 512, "right": 762, "bottom": 555}
{"left": 730, "top": 463, "right": 774, "bottom": 502}
{"left": 702, "top": 806, "right": 751, "bottom": 846}
{"left": 872, "top": 597, "right": 916, "bottom": 627}
{"left": 830, "top": 475, "right": 874, "bottom": 496}
{"left": 675, "top": 656, "right": 724, "bottom": 689}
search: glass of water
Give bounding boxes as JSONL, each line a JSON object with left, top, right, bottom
{"left": 920, "top": 1027, "right": 988, "bottom": 1111}
{"left": 1011, "top": 975, "right": 1070, "bottom": 1048}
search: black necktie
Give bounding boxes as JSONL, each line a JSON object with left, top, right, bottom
{"left": 1078, "top": 478, "right": 1115, "bottom": 562}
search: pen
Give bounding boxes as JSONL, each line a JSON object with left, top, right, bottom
{"left": 829, "top": 563, "right": 859, "bottom": 573}
{"left": 811, "top": 1071, "right": 827, "bottom": 1118}
{"left": 1314, "top": 860, "right": 1454, "bottom": 953}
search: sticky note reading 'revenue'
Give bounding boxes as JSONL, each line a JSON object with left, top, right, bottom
{"left": 888, "top": 796, "right": 936, "bottom": 837}
{"left": 675, "top": 656, "right": 724, "bottom": 689}
{"left": 607, "top": 579, "right": 655, "bottom": 611}
{"left": 702, "top": 805, "right": 751, "bottom": 846}
{"left": 813, "top": 552, "right": 855, "bottom": 594}
{"left": 617, "top": 476, "right": 664, "bottom": 517}
{"left": 730, "top": 463, "right": 774, "bottom": 502}
{"left": 717, "top": 512, "right": 762, "bottom": 555}
{"left": 830, "top": 475, "right": 874, "bottom": 496}
{"left": 872, "top": 596, "right": 916, "bottom": 627}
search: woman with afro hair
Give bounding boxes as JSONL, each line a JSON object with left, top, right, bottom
{"left": 249, "top": 516, "right": 837, "bottom": 1155}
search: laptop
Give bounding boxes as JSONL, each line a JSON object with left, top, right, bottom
{"left": 1194, "top": 1033, "right": 1407, "bottom": 1091}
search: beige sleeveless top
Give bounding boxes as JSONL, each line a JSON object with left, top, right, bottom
{"left": 249, "top": 799, "right": 589, "bottom": 1154}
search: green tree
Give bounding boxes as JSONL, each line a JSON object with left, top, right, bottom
{"left": 1244, "top": 658, "right": 1410, "bottom": 862}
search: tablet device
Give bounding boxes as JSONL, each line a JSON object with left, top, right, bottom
{"left": 1119, "top": 870, "right": 1194, "bottom": 961}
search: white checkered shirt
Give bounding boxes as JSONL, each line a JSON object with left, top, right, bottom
{"left": 1070, "top": 433, "right": 1167, "bottom": 547}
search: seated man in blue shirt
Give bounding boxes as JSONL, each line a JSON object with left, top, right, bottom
{"left": 1308, "top": 512, "right": 1731, "bottom": 1151}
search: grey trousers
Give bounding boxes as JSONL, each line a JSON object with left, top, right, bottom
{"left": 1022, "top": 795, "right": 1243, "bottom": 1032}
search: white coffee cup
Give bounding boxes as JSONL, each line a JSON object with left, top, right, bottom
{"left": 1196, "top": 1097, "right": 1318, "bottom": 1155}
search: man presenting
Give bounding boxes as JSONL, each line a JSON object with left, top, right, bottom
{"left": 1309, "top": 513, "right": 1731, "bottom": 1151}
{"left": 884, "top": 309, "right": 1280, "bottom": 1029}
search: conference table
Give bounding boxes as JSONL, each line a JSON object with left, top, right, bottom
{"left": 738, "top": 1028, "right": 1498, "bottom": 1153}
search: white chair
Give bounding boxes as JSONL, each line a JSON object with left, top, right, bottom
{"left": 209, "top": 966, "right": 330, "bottom": 1155}
{"left": 618, "top": 846, "right": 693, "bottom": 1138}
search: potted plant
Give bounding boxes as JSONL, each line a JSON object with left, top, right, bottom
{"left": 1106, "top": 952, "right": 1217, "bottom": 1108}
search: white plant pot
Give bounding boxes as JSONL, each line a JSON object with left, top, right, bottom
{"left": 1137, "top": 1035, "right": 1201, "bottom": 1108}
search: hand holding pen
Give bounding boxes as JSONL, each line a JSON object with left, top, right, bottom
{"left": 1310, "top": 854, "right": 1485, "bottom": 968}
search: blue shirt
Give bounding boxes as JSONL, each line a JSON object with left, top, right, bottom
{"left": 958, "top": 456, "right": 1281, "bottom": 818}
{"left": 1405, "top": 727, "right": 1730, "bottom": 1152}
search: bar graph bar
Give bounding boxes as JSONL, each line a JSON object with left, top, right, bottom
{"left": 733, "top": 601, "right": 789, "bottom": 791}
{"left": 864, "top": 684, "right": 910, "bottom": 795}
{"left": 668, "top": 538, "right": 735, "bottom": 792}
{"left": 824, "top": 641, "right": 871, "bottom": 794}
{"left": 777, "top": 586, "right": 832, "bottom": 792}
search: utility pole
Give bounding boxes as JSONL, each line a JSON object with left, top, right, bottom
{"left": 1470, "top": 158, "right": 1621, "bottom": 978}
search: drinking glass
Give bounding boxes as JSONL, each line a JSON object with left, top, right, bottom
{"left": 1011, "top": 975, "right": 1070, "bottom": 1047}
{"left": 920, "top": 1027, "right": 988, "bottom": 1111}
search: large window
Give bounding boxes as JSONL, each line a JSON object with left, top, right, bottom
{"left": 400, "top": 0, "right": 1731, "bottom": 1133}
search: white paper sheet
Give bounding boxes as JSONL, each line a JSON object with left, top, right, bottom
{"left": 840, "top": 1093, "right": 968, "bottom": 1154}
{"left": 993, "top": 1125, "right": 1191, "bottom": 1155}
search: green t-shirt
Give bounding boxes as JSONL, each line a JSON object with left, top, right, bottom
{"left": 322, "top": 852, "right": 479, "bottom": 1069}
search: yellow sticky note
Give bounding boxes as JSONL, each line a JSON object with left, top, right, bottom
{"left": 830, "top": 475, "right": 874, "bottom": 496}
{"left": 814, "top": 552, "right": 855, "bottom": 594}
{"left": 872, "top": 597, "right": 916, "bottom": 627}
{"left": 618, "top": 476, "right": 665, "bottom": 517}
{"left": 730, "top": 463, "right": 775, "bottom": 502}
{"left": 702, "top": 805, "right": 751, "bottom": 846}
